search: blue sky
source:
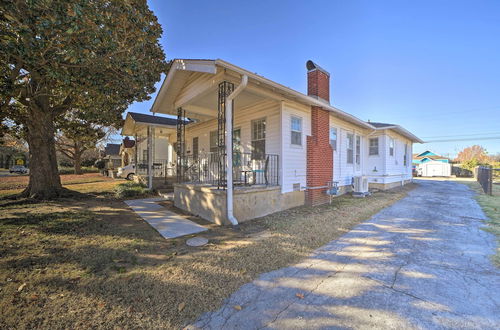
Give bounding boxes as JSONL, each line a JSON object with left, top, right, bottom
{"left": 124, "top": 0, "right": 500, "bottom": 158}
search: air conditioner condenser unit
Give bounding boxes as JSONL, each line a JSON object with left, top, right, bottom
{"left": 353, "top": 176, "right": 370, "bottom": 197}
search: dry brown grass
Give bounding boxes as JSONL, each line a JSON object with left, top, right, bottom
{"left": 0, "top": 184, "right": 414, "bottom": 329}
{"left": 0, "top": 173, "right": 123, "bottom": 197}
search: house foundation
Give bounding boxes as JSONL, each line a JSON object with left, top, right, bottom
{"left": 174, "top": 184, "right": 304, "bottom": 225}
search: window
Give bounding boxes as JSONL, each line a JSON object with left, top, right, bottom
{"left": 233, "top": 128, "right": 241, "bottom": 152}
{"left": 355, "top": 135, "right": 361, "bottom": 165}
{"left": 346, "top": 133, "right": 354, "bottom": 164}
{"left": 192, "top": 137, "right": 199, "bottom": 159}
{"left": 251, "top": 118, "right": 266, "bottom": 160}
{"left": 209, "top": 130, "right": 218, "bottom": 153}
{"left": 329, "top": 127, "right": 337, "bottom": 150}
{"left": 404, "top": 143, "right": 408, "bottom": 166}
{"left": 291, "top": 116, "right": 302, "bottom": 145}
{"left": 293, "top": 183, "right": 301, "bottom": 191}
{"left": 369, "top": 137, "right": 379, "bottom": 155}
{"left": 389, "top": 138, "right": 395, "bottom": 156}
{"left": 142, "top": 149, "right": 148, "bottom": 162}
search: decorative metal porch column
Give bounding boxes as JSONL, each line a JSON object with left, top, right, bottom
{"left": 217, "top": 81, "right": 234, "bottom": 189}
{"left": 176, "top": 107, "right": 186, "bottom": 182}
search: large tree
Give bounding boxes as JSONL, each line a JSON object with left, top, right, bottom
{"left": 55, "top": 115, "right": 106, "bottom": 174}
{"left": 0, "top": 0, "right": 166, "bottom": 198}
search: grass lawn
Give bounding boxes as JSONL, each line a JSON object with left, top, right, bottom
{"left": 463, "top": 181, "right": 500, "bottom": 265}
{"left": 0, "top": 183, "right": 414, "bottom": 328}
{"left": 0, "top": 173, "right": 123, "bottom": 197}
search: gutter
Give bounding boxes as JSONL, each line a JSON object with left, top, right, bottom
{"left": 225, "top": 74, "right": 248, "bottom": 226}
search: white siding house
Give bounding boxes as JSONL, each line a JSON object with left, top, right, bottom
{"left": 134, "top": 58, "right": 422, "bottom": 225}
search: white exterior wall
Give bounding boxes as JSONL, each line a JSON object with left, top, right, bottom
{"left": 366, "top": 132, "right": 413, "bottom": 185}
{"left": 183, "top": 100, "right": 281, "bottom": 173}
{"left": 280, "top": 102, "right": 311, "bottom": 193}
{"left": 329, "top": 115, "right": 413, "bottom": 187}
{"left": 135, "top": 129, "right": 172, "bottom": 163}
{"left": 329, "top": 116, "right": 369, "bottom": 187}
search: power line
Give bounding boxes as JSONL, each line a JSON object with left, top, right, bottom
{"left": 421, "top": 131, "right": 500, "bottom": 138}
{"left": 424, "top": 136, "right": 500, "bottom": 143}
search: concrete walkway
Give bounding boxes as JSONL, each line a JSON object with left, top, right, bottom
{"left": 125, "top": 198, "right": 207, "bottom": 239}
{"left": 190, "top": 180, "right": 500, "bottom": 329}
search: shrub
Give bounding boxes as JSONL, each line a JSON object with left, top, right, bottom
{"left": 58, "top": 166, "right": 99, "bottom": 175}
{"left": 114, "top": 182, "right": 147, "bottom": 199}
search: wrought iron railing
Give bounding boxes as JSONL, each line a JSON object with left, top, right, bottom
{"left": 179, "top": 152, "right": 279, "bottom": 188}
{"left": 136, "top": 159, "right": 175, "bottom": 177}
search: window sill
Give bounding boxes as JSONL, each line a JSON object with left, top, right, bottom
{"left": 290, "top": 144, "right": 303, "bottom": 149}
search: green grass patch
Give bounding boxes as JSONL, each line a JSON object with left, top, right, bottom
{"left": 464, "top": 181, "right": 500, "bottom": 265}
{"left": 114, "top": 181, "right": 147, "bottom": 199}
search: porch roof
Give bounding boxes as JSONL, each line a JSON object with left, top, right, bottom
{"left": 121, "top": 112, "right": 177, "bottom": 136}
{"left": 151, "top": 59, "right": 374, "bottom": 129}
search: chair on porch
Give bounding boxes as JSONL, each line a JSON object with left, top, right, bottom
{"left": 252, "top": 155, "right": 270, "bottom": 185}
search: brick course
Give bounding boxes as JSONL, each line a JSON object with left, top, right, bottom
{"left": 307, "top": 69, "right": 330, "bottom": 102}
{"left": 306, "top": 64, "right": 333, "bottom": 206}
{"left": 306, "top": 106, "right": 333, "bottom": 205}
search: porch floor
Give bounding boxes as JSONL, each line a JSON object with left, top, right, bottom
{"left": 124, "top": 197, "right": 207, "bottom": 239}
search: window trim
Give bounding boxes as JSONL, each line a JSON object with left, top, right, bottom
{"left": 404, "top": 143, "right": 408, "bottom": 167}
{"left": 369, "top": 137, "right": 379, "bottom": 156}
{"left": 209, "top": 130, "right": 218, "bottom": 153}
{"left": 346, "top": 133, "right": 354, "bottom": 164}
{"left": 355, "top": 135, "right": 361, "bottom": 165}
{"left": 290, "top": 116, "right": 302, "bottom": 146}
{"left": 329, "top": 127, "right": 337, "bottom": 151}
{"left": 251, "top": 117, "right": 266, "bottom": 160}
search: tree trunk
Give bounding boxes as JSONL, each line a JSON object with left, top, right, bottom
{"left": 22, "top": 108, "right": 64, "bottom": 199}
{"left": 73, "top": 149, "right": 82, "bottom": 175}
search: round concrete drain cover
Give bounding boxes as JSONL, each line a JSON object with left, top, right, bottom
{"left": 186, "top": 237, "right": 208, "bottom": 247}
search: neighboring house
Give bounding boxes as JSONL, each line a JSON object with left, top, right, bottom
{"left": 121, "top": 112, "right": 177, "bottom": 187}
{"left": 119, "top": 136, "right": 135, "bottom": 167}
{"left": 139, "top": 58, "right": 422, "bottom": 225}
{"left": 413, "top": 151, "right": 452, "bottom": 177}
{"left": 103, "top": 143, "right": 121, "bottom": 172}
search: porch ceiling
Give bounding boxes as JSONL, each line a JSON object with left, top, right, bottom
{"left": 183, "top": 88, "right": 267, "bottom": 122}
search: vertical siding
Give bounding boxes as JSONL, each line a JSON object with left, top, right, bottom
{"left": 281, "top": 103, "right": 311, "bottom": 193}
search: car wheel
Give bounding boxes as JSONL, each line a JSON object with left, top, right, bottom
{"left": 126, "top": 173, "right": 135, "bottom": 180}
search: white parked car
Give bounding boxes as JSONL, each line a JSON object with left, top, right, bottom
{"left": 117, "top": 164, "right": 135, "bottom": 180}
{"left": 9, "top": 165, "right": 28, "bottom": 174}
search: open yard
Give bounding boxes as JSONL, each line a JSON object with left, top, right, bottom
{"left": 0, "top": 183, "right": 414, "bottom": 329}
{"left": 0, "top": 173, "right": 123, "bottom": 197}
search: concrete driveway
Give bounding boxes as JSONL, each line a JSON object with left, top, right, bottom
{"left": 190, "top": 180, "right": 500, "bottom": 329}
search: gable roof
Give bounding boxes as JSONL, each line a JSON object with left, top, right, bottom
{"left": 413, "top": 150, "right": 450, "bottom": 162}
{"left": 104, "top": 144, "right": 120, "bottom": 156}
{"left": 367, "top": 122, "right": 424, "bottom": 143}
{"left": 152, "top": 59, "right": 423, "bottom": 143}
{"left": 128, "top": 112, "right": 177, "bottom": 126}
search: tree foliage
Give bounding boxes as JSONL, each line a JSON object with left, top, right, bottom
{"left": 0, "top": 0, "right": 166, "bottom": 198}
{"left": 455, "top": 145, "right": 491, "bottom": 170}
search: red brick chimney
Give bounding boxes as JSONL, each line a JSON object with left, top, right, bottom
{"left": 307, "top": 60, "right": 330, "bottom": 103}
{"left": 306, "top": 60, "right": 333, "bottom": 206}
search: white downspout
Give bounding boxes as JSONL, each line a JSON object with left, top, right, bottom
{"left": 147, "top": 125, "right": 153, "bottom": 190}
{"left": 226, "top": 75, "right": 248, "bottom": 226}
